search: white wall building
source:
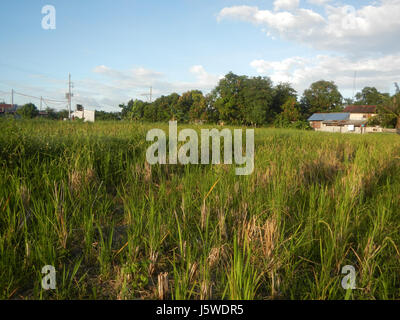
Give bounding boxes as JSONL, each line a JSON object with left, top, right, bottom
{"left": 71, "top": 109, "right": 95, "bottom": 122}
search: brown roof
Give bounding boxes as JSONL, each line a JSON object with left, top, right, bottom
{"left": 0, "top": 104, "right": 13, "bottom": 109}
{"left": 343, "top": 105, "right": 377, "bottom": 113}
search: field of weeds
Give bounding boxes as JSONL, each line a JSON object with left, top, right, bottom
{"left": 1, "top": 119, "right": 400, "bottom": 300}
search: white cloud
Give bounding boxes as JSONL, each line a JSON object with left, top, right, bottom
{"left": 274, "top": 0, "right": 299, "bottom": 11}
{"left": 250, "top": 54, "right": 400, "bottom": 95}
{"left": 189, "top": 65, "right": 221, "bottom": 87}
{"left": 217, "top": 0, "right": 400, "bottom": 54}
{"left": 74, "top": 65, "right": 221, "bottom": 110}
{"left": 307, "top": 0, "right": 332, "bottom": 6}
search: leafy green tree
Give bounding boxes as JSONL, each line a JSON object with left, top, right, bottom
{"left": 95, "top": 110, "right": 121, "bottom": 120}
{"left": 241, "top": 76, "right": 274, "bottom": 126}
{"left": 119, "top": 99, "right": 136, "bottom": 119}
{"left": 377, "top": 93, "right": 400, "bottom": 129}
{"left": 271, "top": 82, "right": 297, "bottom": 115}
{"left": 188, "top": 91, "right": 207, "bottom": 122}
{"left": 344, "top": 98, "right": 354, "bottom": 105}
{"left": 212, "top": 72, "right": 275, "bottom": 125}
{"left": 45, "top": 107, "right": 59, "bottom": 120}
{"left": 274, "top": 97, "right": 309, "bottom": 128}
{"left": 204, "top": 92, "right": 219, "bottom": 123}
{"left": 128, "top": 99, "right": 148, "bottom": 120}
{"left": 173, "top": 90, "right": 201, "bottom": 123}
{"left": 57, "top": 109, "right": 69, "bottom": 120}
{"left": 354, "top": 87, "right": 390, "bottom": 105}
{"left": 17, "top": 103, "right": 39, "bottom": 119}
{"left": 395, "top": 82, "right": 400, "bottom": 94}
{"left": 280, "top": 97, "right": 301, "bottom": 121}
{"left": 152, "top": 94, "right": 179, "bottom": 121}
{"left": 212, "top": 72, "right": 247, "bottom": 124}
{"left": 301, "top": 80, "right": 343, "bottom": 116}
{"left": 159, "top": 93, "right": 180, "bottom": 121}
{"left": 143, "top": 102, "right": 159, "bottom": 122}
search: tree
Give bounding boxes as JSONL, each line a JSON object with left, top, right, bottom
{"left": 301, "top": 80, "right": 343, "bottom": 116}
{"left": 204, "top": 92, "right": 219, "bottom": 123}
{"left": 152, "top": 93, "right": 178, "bottom": 121}
{"left": 212, "top": 72, "right": 275, "bottom": 125}
{"left": 271, "top": 82, "right": 297, "bottom": 115}
{"left": 174, "top": 91, "right": 203, "bottom": 123}
{"left": 188, "top": 91, "right": 207, "bottom": 122}
{"left": 57, "top": 109, "right": 69, "bottom": 120}
{"left": 394, "top": 82, "right": 399, "bottom": 94}
{"left": 45, "top": 107, "right": 59, "bottom": 120}
{"left": 274, "top": 97, "right": 309, "bottom": 129}
{"left": 95, "top": 110, "right": 121, "bottom": 120}
{"left": 378, "top": 93, "right": 400, "bottom": 129}
{"left": 354, "top": 87, "right": 390, "bottom": 105}
{"left": 241, "top": 76, "right": 275, "bottom": 125}
{"left": 280, "top": 97, "right": 301, "bottom": 121}
{"left": 213, "top": 72, "right": 247, "bottom": 124}
{"left": 128, "top": 99, "right": 148, "bottom": 120}
{"left": 344, "top": 98, "right": 354, "bottom": 105}
{"left": 17, "top": 103, "right": 39, "bottom": 119}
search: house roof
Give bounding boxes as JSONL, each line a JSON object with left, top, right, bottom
{"left": 0, "top": 104, "right": 18, "bottom": 112}
{"left": 0, "top": 104, "right": 13, "bottom": 109}
{"left": 308, "top": 113, "right": 350, "bottom": 121}
{"left": 343, "top": 105, "right": 377, "bottom": 113}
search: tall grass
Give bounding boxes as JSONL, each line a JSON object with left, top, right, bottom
{"left": 0, "top": 118, "right": 399, "bottom": 299}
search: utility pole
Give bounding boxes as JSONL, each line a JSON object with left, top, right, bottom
{"left": 352, "top": 71, "right": 357, "bottom": 101}
{"left": 68, "top": 73, "right": 72, "bottom": 119}
{"left": 40, "top": 96, "right": 43, "bottom": 111}
{"left": 141, "top": 86, "right": 153, "bottom": 102}
{"left": 11, "top": 89, "right": 14, "bottom": 106}
{"left": 66, "top": 73, "right": 73, "bottom": 119}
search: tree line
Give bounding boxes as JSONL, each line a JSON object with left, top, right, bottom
{"left": 119, "top": 72, "right": 400, "bottom": 129}
{"left": 2, "top": 72, "right": 399, "bottom": 128}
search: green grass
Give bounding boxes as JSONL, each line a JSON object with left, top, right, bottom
{"left": 0, "top": 118, "right": 400, "bottom": 300}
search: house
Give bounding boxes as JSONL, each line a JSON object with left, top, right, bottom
{"left": 71, "top": 108, "right": 95, "bottom": 122}
{"left": 308, "top": 111, "right": 382, "bottom": 134}
{"left": 38, "top": 111, "right": 49, "bottom": 117}
{"left": 343, "top": 105, "right": 377, "bottom": 121}
{"left": 0, "top": 104, "right": 18, "bottom": 114}
{"left": 308, "top": 113, "right": 350, "bottom": 131}
{"left": 308, "top": 105, "right": 382, "bottom": 134}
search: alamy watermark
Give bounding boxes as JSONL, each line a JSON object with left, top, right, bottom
{"left": 341, "top": 265, "right": 356, "bottom": 290}
{"left": 146, "top": 121, "right": 255, "bottom": 176}
{"left": 41, "top": 265, "right": 56, "bottom": 290}
{"left": 341, "top": 5, "right": 357, "bottom": 30}
{"left": 41, "top": 5, "right": 56, "bottom": 30}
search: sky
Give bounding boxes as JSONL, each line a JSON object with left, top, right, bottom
{"left": 0, "top": 0, "right": 399, "bottom": 111}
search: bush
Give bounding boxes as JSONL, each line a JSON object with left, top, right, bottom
{"left": 274, "top": 115, "right": 311, "bottom": 130}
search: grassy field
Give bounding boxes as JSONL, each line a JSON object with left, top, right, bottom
{"left": 1, "top": 119, "right": 400, "bottom": 300}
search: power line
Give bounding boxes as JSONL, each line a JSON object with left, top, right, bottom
{"left": 0, "top": 75, "right": 74, "bottom": 112}
{"left": 13, "top": 90, "right": 67, "bottom": 103}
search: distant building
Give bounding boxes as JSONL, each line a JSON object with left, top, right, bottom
{"left": 0, "top": 104, "right": 18, "bottom": 114}
{"left": 308, "top": 109, "right": 382, "bottom": 134}
{"left": 343, "top": 105, "right": 377, "bottom": 121}
{"left": 38, "top": 111, "right": 49, "bottom": 117}
{"left": 71, "top": 108, "right": 95, "bottom": 122}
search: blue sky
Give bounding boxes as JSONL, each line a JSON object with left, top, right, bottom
{"left": 0, "top": 0, "right": 399, "bottom": 111}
